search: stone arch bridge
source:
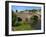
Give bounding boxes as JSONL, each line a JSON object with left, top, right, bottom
{"left": 16, "top": 12, "right": 41, "bottom": 22}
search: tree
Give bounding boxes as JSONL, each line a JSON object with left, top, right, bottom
{"left": 32, "top": 9, "right": 37, "bottom": 13}
{"left": 20, "top": 11, "right": 24, "bottom": 13}
{"left": 16, "top": 10, "right": 18, "bottom": 12}
{"left": 28, "top": 10, "right": 32, "bottom": 12}
{"left": 30, "top": 15, "right": 38, "bottom": 27}
{"left": 12, "top": 10, "right": 17, "bottom": 26}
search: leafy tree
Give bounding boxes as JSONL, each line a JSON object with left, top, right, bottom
{"left": 16, "top": 10, "right": 18, "bottom": 12}
{"left": 12, "top": 10, "right": 22, "bottom": 27}
{"left": 32, "top": 9, "right": 37, "bottom": 13}
{"left": 30, "top": 15, "right": 38, "bottom": 27}
{"left": 12, "top": 10, "right": 17, "bottom": 26}
{"left": 28, "top": 10, "right": 32, "bottom": 12}
{"left": 20, "top": 11, "right": 24, "bottom": 13}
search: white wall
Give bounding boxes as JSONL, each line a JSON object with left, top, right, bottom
{"left": 0, "top": 0, "right": 46, "bottom": 37}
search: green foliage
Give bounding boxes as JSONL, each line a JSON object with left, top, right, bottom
{"left": 16, "top": 10, "right": 18, "bottom": 12}
{"left": 28, "top": 10, "right": 32, "bottom": 12}
{"left": 32, "top": 9, "right": 37, "bottom": 13}
{"left": 20, "top": 11, "right": 24, "bottom": 13}
{"left": 12, "top": 11, "right": 22, "bottom": 27}
{"left": 13, "top": 21, "right": 32, "bottom": 31}
{"left": 30, "top": 15, "right": 38, "bottom": 27}
{"left": 15, "top": 22, "right": 22, "bottom": 27}
{"left": 12, "top": 10, "right": 17, "bottom": 27}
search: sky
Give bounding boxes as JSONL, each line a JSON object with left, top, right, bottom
{"left": 12, "top": 5, "right": 41, "bottom": 12}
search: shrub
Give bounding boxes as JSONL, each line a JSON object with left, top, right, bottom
{"left": 30, "top": 15, "right": 38, "bottom": 27}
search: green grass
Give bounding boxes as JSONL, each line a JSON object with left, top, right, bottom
{"left": 12, "top": 21, "right": 32, "bottom": 31}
